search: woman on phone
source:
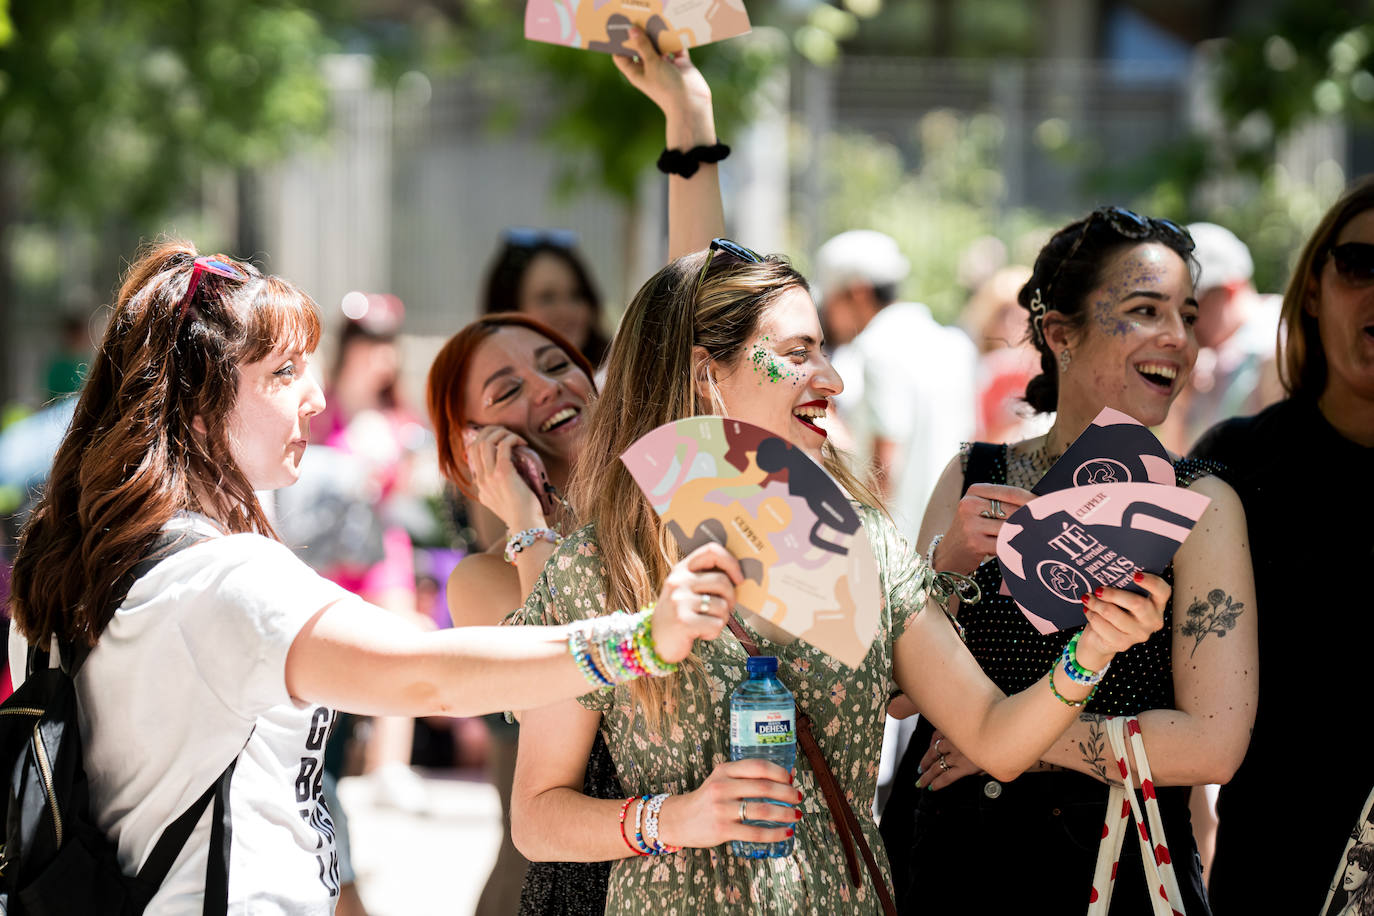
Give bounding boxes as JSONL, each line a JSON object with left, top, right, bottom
{"left": 880, "top": 208, "right": 1258, "bottom": 914}
{"left": 504, "top": 234, "right": 1171, "bottom": 914}
{"left": 5, "top": 240, "right": 737, "bottom": 914}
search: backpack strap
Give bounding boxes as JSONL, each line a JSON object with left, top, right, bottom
{"left": 202, "top": 753, "right": 239, "bottom": 916}
{"left": 726, "top": 617, "right": 898, "bottom": 916}
{"left": 53, "top": 529, "right": 205, "bottom": 681}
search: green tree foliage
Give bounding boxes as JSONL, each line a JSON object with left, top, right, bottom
{"left": 0, "top": 0, "right": 338, "bottom": 225}
{"left": 804, "top": 111, "right": 1059, "bottom": 323}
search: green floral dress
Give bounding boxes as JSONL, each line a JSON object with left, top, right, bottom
{"left": 510, "top": 505, "right": 934, "bottom": 915}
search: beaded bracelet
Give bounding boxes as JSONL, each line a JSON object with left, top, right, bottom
{"left": 1060, "top": 630, "right": 1110, "bottom": 686}
{"left": 1048, "top": 663, "right": 1097, "bottom": 708}
{"left": 567, "top": 625, "right": 613, "bottom": 688}
{"left": 631, "top": 795, "right": 656, "bottom": 855}
{"left": 632, "top": 607, "right": 679, "bottom": 677}
{"left": 925, "top": 533, "right": 944, "bottom": 570}
{"left": 644, "top": 793, "right": 680, "bottom": 854}
{"left": 504, "top": 527, "right": 562, "bottom": 565}
{"left": 567, "top": 608, "right": 678, "bottom": 689}
{"left": 618, "top": 797, "right": 647, "bottom": 856}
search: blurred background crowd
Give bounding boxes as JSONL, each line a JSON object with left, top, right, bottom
{"left": 2, "top": 1, "right": 1373, "bottom": 913}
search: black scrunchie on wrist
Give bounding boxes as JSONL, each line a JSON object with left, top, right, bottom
{"left": 656, "top": 142, "right": 731, "bottom": 178}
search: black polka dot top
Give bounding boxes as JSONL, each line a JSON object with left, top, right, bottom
{"left": 958, "top": 442, "right": 1227, "bottom": 716}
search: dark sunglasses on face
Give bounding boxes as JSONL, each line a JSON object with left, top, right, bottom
{"left": 1327, "top": 242, "right": 1374, "bottom": 284}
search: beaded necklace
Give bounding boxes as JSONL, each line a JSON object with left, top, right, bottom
{"left": 1003, "top": 434, "right": 1065, "bottom": 491}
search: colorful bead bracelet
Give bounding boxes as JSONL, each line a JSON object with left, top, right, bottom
{"left": 567, "top": 607, "right": 678, "bottom": 689}
{"left": 1060, "top": 630, "right": 1110, "bottom": 686}
{"left": 504, "top": 527, "right": 562, "bottom": 565}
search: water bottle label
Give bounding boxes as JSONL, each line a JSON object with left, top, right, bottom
{"left": 731, "top": 709, "right": 795, "bottom": 747}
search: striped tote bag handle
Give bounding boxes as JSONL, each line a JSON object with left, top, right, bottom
{"left": 1086, "top": 716, "right": 1186, "bottom": 916}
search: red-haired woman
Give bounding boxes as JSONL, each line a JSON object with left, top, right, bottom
{"left": 6, "top": 241, "right": 736, "bottom": 914}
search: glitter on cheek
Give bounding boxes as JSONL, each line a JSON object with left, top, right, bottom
{"left": 748, "top": 336, "right": 796, "bottom": 385}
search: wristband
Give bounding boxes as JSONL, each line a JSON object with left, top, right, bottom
{"left": 656, "top": 142, "right": 730, "bottom": 178}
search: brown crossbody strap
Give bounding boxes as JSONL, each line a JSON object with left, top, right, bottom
{"left": 726, "top": 617, "right": 898, "bottom": 916}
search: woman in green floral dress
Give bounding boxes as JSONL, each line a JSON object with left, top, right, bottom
{"left": 506, "top": 216, "right": 1171, "bottom": 916}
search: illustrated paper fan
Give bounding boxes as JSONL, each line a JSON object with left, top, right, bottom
{"left": 1033, "top": 407, "right": 1175, "bottom": 495}
{"left": 526, "top": 0, "right": 751, "bottom": 56}
{"left": 621, "top": 415, "right": 880, "bottom": 668}
{"left": 996, "top": 482, "right": 1210, "bottom": 634}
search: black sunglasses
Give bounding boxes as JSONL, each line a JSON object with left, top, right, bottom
{"left": 1047, "top": 206, "right": 1195, "bottom": 301}
{"left": 691, "top": 238, "right": 765, "bottom": 302}
{"left": 1326, "top": 242, "right": 1374, "bottom": 284}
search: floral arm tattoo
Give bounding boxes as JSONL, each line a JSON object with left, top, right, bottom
{"left": 1178, "top": 589, "right": 1245, "bottom": 658}
{"left": 1078, "top": 713, "right": 1118, "bottom": 785}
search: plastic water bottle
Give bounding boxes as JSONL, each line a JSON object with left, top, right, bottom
{"left": 729, "top": 656, "right": 797, "bottom": 858}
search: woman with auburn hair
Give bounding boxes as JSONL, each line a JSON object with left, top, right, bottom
{"left": 881, "top": 208, "right": 1257, "bottom": 915}
{"left": 507, "top": 238, "right": 1170, "bottom": 914}
{"left": 428, "top": 312, "right": 617, "bottom": 915}
{"left": 5, "top": 240, "right": 736, "bottom": 914}
{"left": 1192, "top": 175, "right": 1374, "bottom": 914}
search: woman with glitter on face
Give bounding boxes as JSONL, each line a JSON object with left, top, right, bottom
{"left": 880, "top": 208, "right": 1258, "bottom": 915}
{"left": 503, "top": 217, "right": 1172, "bottom": 913}
{"left": 427, "top": 26, "right": 732, "bottom": 916}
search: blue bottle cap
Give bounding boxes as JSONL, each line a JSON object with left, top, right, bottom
{"left": 746, "top": 656, "right": 779, "bottom": 677}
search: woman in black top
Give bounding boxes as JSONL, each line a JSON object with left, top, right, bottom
{"left": 1191, "top": 175, "right": 1374, "bottom": 915}
{"left": 881, "top": 208, "right": 1258, "bottom": 914}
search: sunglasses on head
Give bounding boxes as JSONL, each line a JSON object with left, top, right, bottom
{"left": 691, "top": 237, "right": 765, "bottom": 303}
{"left": 1047, "top": 206, "right": 1195, "bottom": 300}
{"left": 502, "top": 227, "right": 579, "bottom": 250}
{"left": 177, "top": 255, "right": 249, "bottom": 322}
{"left": 1326, "top": 242, "right": 1374, "bottom": 284}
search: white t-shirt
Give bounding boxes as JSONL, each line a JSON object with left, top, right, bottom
{"left": 9, "top": 513, "right": 359, "bottom": 915}
{"left": 857, "top": 302, "right": 978, "bottom": 539}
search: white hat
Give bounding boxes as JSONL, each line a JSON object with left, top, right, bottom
{"left": 1186, "top": 222, "right": 1253, "bottom": 294}
{"left": 814, "top": 230, "right": 910, "bottom": 302}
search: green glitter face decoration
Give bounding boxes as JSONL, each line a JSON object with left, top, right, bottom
{"left": 747, "top": 336, "right": 801, "bottom": 386}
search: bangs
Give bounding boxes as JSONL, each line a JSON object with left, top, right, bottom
{"left": 238, "top": 275, "right": 323, "bottom": 363}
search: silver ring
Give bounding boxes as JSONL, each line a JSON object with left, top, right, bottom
{"left": 937, "top": 756, "right": 951, "bottom": 773}
{"left": 738, "top": 800, "right": 748, "bottom": 824}
{"left": 699, "top": 593, "right": 714, "bottom": 612}
{"left": 988, "top": 498, "right": 1006, "bottom": 519}
{"left": 933, "top": 736, "right": 944, "bottom": 754}
{"left": 978, "top": 509, "right": 994, "bottom": 519}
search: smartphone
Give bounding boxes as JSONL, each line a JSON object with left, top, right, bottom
{"left": 464, "top": 425, "right": 560, "bottom": 518}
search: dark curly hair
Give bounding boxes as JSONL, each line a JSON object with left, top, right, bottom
{"left": 1020, "top": 208, "right": 1199, "bottom": 413}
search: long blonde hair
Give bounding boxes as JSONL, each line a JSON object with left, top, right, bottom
{"left": 569, "top": 249, "right": 880, "bottom": 729}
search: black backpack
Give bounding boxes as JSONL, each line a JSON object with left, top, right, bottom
{"left": 1, "top": 533, "right": 240, "bottom": 915}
